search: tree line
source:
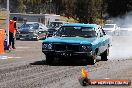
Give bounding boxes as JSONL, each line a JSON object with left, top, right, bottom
{"left": 1, "top": 0, "right": 132, "bottom": 23}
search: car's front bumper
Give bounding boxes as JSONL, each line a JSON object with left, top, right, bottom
{"left": 17, "top": 34, "right": 38, "bottom": 40}
{"left": 42, "top": 50, "right": 92, "bottom": 58}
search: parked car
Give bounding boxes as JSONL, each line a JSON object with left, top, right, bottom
{"left": 47, "top": 21, "right": 69, "bottom": 37}
{"left": 103, "top": 24, "right": 120, "bottom": 36}
{"left": 42, "top": 23, "right": 111, "bottom": 65}
{"left": 48, "top": 21, "right": 69, "bottom": 29}
{"left": 47, "top": 28, "right": 57, "bottom": 37}
{"left": 16, "top": 22, "right": 48, "bottom": 41}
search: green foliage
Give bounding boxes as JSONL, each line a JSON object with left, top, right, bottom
{"left": 106, "top": 0, "right": 132, "bottom": 17}
{"left": 17, "top": 0, "right": 26, "bottom": 13}
{"left": 1, "top": 0, "right": 132, "bottom": 23}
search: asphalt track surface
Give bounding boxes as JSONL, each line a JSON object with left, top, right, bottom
{"left": 0, "top": 36, "right": 132, "bottom": 88}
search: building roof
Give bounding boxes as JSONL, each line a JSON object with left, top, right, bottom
{"left": 10, "top": 13, "right": 60, "bottom": 17}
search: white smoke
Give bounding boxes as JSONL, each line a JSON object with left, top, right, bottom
{"left": 109, "top": 12, "right": 132, "bottom": 26}
{"left": 107, "top": 12, "right": 132, "bottom": 60}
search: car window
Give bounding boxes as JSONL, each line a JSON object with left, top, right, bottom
{"left": 49, "top": 22, "right": 63, "bottom": 28}
{"left": 55, "top": 26, "right": 96, "bottom": 38}
{"left": 32, "top": 23, "right": 39, "bottom": 29}
{"left": 20, "top": 23, "right": 33, "bottom": 28}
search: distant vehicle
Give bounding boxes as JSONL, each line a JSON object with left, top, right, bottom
{"left": 16, "top": 22, "right": 48, "bottom": 41}
{"left": 48, "top": 21, "right": 69, "bottom": 29}
{"left": 47, "top": 28, "right": 57, "bottom": 37}
{"left": 119, "top": 25, "right": 132, "bottom": 36}
{"left": 103, "top": 24, "right": 120, "bottom": 36}
{"left": 47, "top": 21, "right": 69, "bottom": 37}
{"left": 42, "top": 24, "right": 110, "bottom": 65}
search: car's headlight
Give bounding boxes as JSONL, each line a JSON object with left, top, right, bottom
{"left": 81, "top": 45, "right": 92, "bottom": 52}
{"left": 42, "top": 43, "right": 52, "bottom": 50}
{"left": 43, "top": 44, "right": 48, "bottom": 49}
{"left": 48, "top": 44, "right": 52, "bottom": 50}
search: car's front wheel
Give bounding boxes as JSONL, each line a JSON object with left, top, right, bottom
{"left": 16, "top": 38, "right": 20, "bottom": 40}
{"left": 88, "top": 53, "right": 97, "bottom": 65}
{"left": 101, "top": 48, "right": 109, "bottom": 61}
{"left": 45, "top": 55, "right": 54, "bottom": 64}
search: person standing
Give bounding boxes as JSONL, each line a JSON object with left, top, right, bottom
{"left": 9, "top": 17, "right": 17, "bottom": 49}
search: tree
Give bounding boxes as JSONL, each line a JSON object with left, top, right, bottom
{"left": 106, "top": 0, "right": 130, "bottom": 17}
{"left": 17, "top": 0, "right": 26, "bottom": 13}
{"left": 75, "top": 0, "right": 104, "bottom": 23}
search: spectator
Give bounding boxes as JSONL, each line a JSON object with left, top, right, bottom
{"left": 9, "top": 17, "right": 17, "bottom": 49}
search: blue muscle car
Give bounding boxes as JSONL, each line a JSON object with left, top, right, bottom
{"left": 42, "top": 23, "right": 110, "bottom": 65}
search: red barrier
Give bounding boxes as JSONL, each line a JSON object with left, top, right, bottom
{"left": 0, "top": 29, "right": 5, "bottom": 54}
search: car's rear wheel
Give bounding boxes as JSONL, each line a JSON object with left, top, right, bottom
{"left": 16, "top": 38, "right": 20, "bottom": 40}
{"left": 101, "top": 48, "right": 109, "bottom": 61}
{"left": 45, "top": 55, "right": 54, "bottom": 64}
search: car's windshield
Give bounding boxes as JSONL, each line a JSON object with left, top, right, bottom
{"left": 31, "top": 23, "right": 39, "bottom": 29}
{"left": 49, "top": 22, "right": 63, "bottom": 28}
{"left": 20, "top": 23, "right": 33, "bottom": 29}
{"left": 55, "top": 26, "right": 96, "bottom": 38}
{"left": 103, "top": 25, "right": 114, "bottom": 28}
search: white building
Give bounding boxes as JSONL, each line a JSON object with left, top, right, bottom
{"left": 10, "top": 13, "right": 60, "bottom": 26}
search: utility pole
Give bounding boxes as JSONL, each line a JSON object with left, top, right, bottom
{"left": 6, "top": 0, "right": 9, "bottom": 47}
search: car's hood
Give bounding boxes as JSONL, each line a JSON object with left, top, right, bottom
{"left": 44, "top": 36, "right": 97, "bottom": 44}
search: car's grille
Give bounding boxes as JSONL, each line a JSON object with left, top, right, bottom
{"left": 20, "top": 31, "right": 29, "bottom": 34}
{"left": 53, "top": 44, "right": 80, "bottom": 52}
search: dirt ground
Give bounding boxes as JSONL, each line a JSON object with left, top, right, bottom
{"left": 0, "top": 36, "right": 132, "bottom": 88}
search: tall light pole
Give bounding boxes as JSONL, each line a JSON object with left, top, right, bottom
{"left": 6, "top": 0, "right": 9, "bottom": 47}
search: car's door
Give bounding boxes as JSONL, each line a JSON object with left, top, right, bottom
{"left": 97, "top": 28, "right": 108, "bottom": 54}
{"left": 100, "top": 28, "right": 109, "bottom": 53}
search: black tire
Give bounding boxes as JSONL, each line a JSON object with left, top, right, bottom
{"left": 101, "top": 48, "right": 109, "bottom": 61}
{"left": 88, "top": 52, "right": 97, "bottom": 65}
{"left": 16, "top": 38, "right": 20, "bottom": 40}
{"left": 88, "top": 53, "right": 96, "bottom": 65}
{"left": 46, "top": 55, "right": 54, "bottom": 64}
